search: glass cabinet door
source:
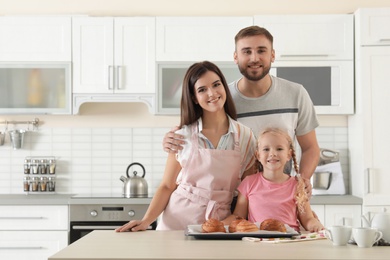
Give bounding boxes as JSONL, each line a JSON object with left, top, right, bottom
{"left": 0, "top": 63, "right": 71, "bottom": 114}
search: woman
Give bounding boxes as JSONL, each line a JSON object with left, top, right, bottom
{"left": 116, "top": 61, "right": 256, "bottom": 231}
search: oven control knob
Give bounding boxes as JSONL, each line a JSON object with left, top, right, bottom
{"left": 90, "top": 210, "right": 98, "bottom": 217}
{"left": 128, "top": 210, "right": 135, "bottom": 217}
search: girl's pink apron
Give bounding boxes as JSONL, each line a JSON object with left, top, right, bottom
{"left": 157, "top": 123, "right": 241, "bottom": 230}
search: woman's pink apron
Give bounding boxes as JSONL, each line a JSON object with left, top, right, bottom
{"left": 157, "top": 123, "right": 241, "bottom": 230}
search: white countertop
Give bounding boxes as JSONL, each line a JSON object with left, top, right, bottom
{"left": 49, "top": 230, "right": 389, "bottom": 260}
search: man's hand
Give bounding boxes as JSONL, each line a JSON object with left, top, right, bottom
{"left": 162, "top": 126, "right": 185, "bottom": 153}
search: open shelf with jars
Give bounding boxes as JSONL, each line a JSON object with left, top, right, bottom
{"left": 23, "top": 156, "right": 56, "bottom": 194}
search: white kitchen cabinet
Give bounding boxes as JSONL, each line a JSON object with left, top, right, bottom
{"left": 0, "top": 16, "right": 71, "bottom": 61}
{"left": 349, "top": 8, "right": 390, "bottom": 206}
{"left": 0, "top": 205, "right": 68, "bottom": 260}
{"left": 310, "top": 205, "right": 362, "bottom": 228}
{"left": 254, "top": 15, "right": 353, "bottom": 61}
{"left": 0, "top": 231, "right": 67, "bottom": 260}
{"left": 156, "top": 17, "right": 253, "bottom": 61}
{"left": 72, "top": 17, "right": 155, "bottom": 114}
{"left": 355, "top": 8, "right": 390, "bottom": 46}
{"left": 72, "top": 16, "right": 155, "bottom": 94}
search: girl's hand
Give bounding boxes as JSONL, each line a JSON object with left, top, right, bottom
{"left": 305, "top": 218, "right": 324, "bottom": 232}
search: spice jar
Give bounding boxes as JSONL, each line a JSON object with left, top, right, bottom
{"left": 48, "top": 159, "right": 56, "bottom": 174}
{"left": 39, "top": 159, "right": 47, "bottom": 174}
{"left": 31, "top": 160, "right": 39, "bottom": 174}
{"left": 47, "top": 176, "right": 56, "bottom": 192}
{"left": 24, "top": 159, "right": 31, "bottom": 174}
{"left": 40, "top": 176, "right": 47, "bottom": 191}
{"left": 31, "top": 177, "right": 39, "bottom": 192}
{"left": 23, "top": 176, "right": 31, "bottom": 192}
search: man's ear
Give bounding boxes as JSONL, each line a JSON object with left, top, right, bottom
{"left": 271, "top": 49, "right": 275, "bottom": 63}
{"left": 233, "top": 51, "right": 238, "bottom": 64}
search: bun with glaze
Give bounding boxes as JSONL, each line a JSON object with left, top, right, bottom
{"left": 228, "top": 216, "right": 244, "bottom": 233}
{"left": 201, "top": 218, "right": 226, "bottom": 233}
{"left": 260, "top": 218, "right": 287, "bottom": 232}
{"left": 235, "top": 220, "right": 259, "bottom": 232}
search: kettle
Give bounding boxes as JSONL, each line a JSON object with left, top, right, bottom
{"left": 120, "top": 162, "right": 148, "bottom": 198}
{"left": 361, "top": 208, "right": 390, "bottom": 242}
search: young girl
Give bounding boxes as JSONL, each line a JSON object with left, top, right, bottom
{"left": 223, "top": 128, "right": 323, "bottom": 232}
{"left": 116, "top": 61, "right": 257, "bottom": 232}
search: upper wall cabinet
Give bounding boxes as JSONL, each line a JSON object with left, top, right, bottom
{"left": 72, "top": 17, "right": 155, "bottom": 114}
{"left": 355, "top": 8, "right": 390, "bottom": 46}
{"left": 156, "top": 17, "right": 253, "bottom": 61}
{"left": 254, "top": 15, "right": 353, "bottom": 61}
{"left": 0, "top": 16, "right": 71, "bottom": 61}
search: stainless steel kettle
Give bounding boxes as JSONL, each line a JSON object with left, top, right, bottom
{"left": 120, "top": 162, "right": 148, "bottom": 198}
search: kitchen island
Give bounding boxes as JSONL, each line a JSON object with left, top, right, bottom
{"left": 49, "top": 230, "right": 389, "bottom": 260}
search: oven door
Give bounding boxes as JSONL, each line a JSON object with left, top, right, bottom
{"left": 69, "top": 221, "right": 157, "bottom": 244}
{"left": 69, "top": 221, "right": 127, "bottom": 244}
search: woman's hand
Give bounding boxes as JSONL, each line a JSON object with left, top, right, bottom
{"left": 115, "top": 220, "right": 150, "bottom": 232}
{"left": 162, "top": 126, "right": 185, "bottom": 153}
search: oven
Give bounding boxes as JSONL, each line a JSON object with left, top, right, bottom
{"left": 69, "top": 197, "right": 156, "bottom": 244}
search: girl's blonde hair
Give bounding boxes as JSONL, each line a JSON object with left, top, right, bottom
{"left": 257, "top": 128, "right": 308, "bottom": 214}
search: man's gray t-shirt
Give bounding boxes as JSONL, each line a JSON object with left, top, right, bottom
{"left": 229, "top": 75, "right": 319, "bottom": 141}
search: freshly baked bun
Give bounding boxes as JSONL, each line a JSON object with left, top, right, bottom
{"left": 228, "top": 216, "right": 244, "bottom": 233}
{"left": 235, "top": 220, "right": 259, "bottom": 232}
{"left": 201, "top": 218, "right": 226, "bottom": 233}
{"left": 260, "top": 219, "right": 287, "bottom": 232}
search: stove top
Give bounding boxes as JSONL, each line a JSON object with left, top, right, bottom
{"left": 71, "top": 193, "right": 153, "bottom": 199}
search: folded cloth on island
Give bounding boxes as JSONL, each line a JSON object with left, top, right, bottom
{"left": 242, "top": 231, "right": 326, "bottom": 243}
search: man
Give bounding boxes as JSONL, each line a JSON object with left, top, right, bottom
{"left": 163, "top": 26, "right": 320, "bottom": 194}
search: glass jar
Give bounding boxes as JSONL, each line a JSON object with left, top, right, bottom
{"left": 23, "top": 176, "right": 30, "bottom": 192}
{"left": 47, "top": 176, "right": 56, "bottom": 192}
{"left": 40, "top": 176, "right": 47, "bottom": 191}
{"left": 39, "top": 159, "right": 47, "bottom": 174}
{"left": 31, "top": 177, "right": 39, "bottom": 192}
{"left": 48, "top": 159, "right": 56, "bottom": 174}
{"left": 31, "top": 159, "right": 39, "bottom": 174}
{"left": 24, "top": 159, "right": 31, "bottom": 174}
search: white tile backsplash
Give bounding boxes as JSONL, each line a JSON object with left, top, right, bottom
{"left": 0, "top": 126, "right": 348, "bottom": 195}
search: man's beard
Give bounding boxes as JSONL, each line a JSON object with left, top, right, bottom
{"left": 238, "top": 63, "right": 271, "bottom": 81}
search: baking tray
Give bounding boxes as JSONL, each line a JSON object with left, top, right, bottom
{"left": 185, "top": 224, "right": 299, "bottom": 240}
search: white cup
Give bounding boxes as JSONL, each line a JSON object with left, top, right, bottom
{"left": 352, "top": 227, "right": 383, "bottom": 248}
{"left": 325, "top": 226, "right": 352, "bottom": 246}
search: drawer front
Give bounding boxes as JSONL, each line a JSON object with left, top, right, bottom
{"left": 0, "top": 230, "right": 68, "bottom": 260}
{"left": 0, "top": 205, "right": 68, "bottom": 230}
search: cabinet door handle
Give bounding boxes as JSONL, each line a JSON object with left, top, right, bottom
{"left": 379, "top": 39, "right": 390, "bottom": 42}
{"left": 0, "top": 246, "right": 43, "bottom": 250}
{"left": 0, "top": 217, "right": 44, "bottom": 220}
{"left": 116, "top": 66, "right": 123, "bottom": 90}
{"left": 365, "top": 168, "right": 372, "bottom": 195}
{"left": 280, "top": 54, "right": 329, "bottom": 58}
{"left": 108, "top": 66, "right": 114, "bottom": 90}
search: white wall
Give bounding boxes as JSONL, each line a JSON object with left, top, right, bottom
{"left": 1, "top": 0, "right": 390, "bottom": 16}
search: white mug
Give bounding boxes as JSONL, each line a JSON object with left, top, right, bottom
{"left": 325, "top": 226, "right": 352, "bottom": 246}
{"left": 352, "top": 227, "right": 383, "bottom": 248}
